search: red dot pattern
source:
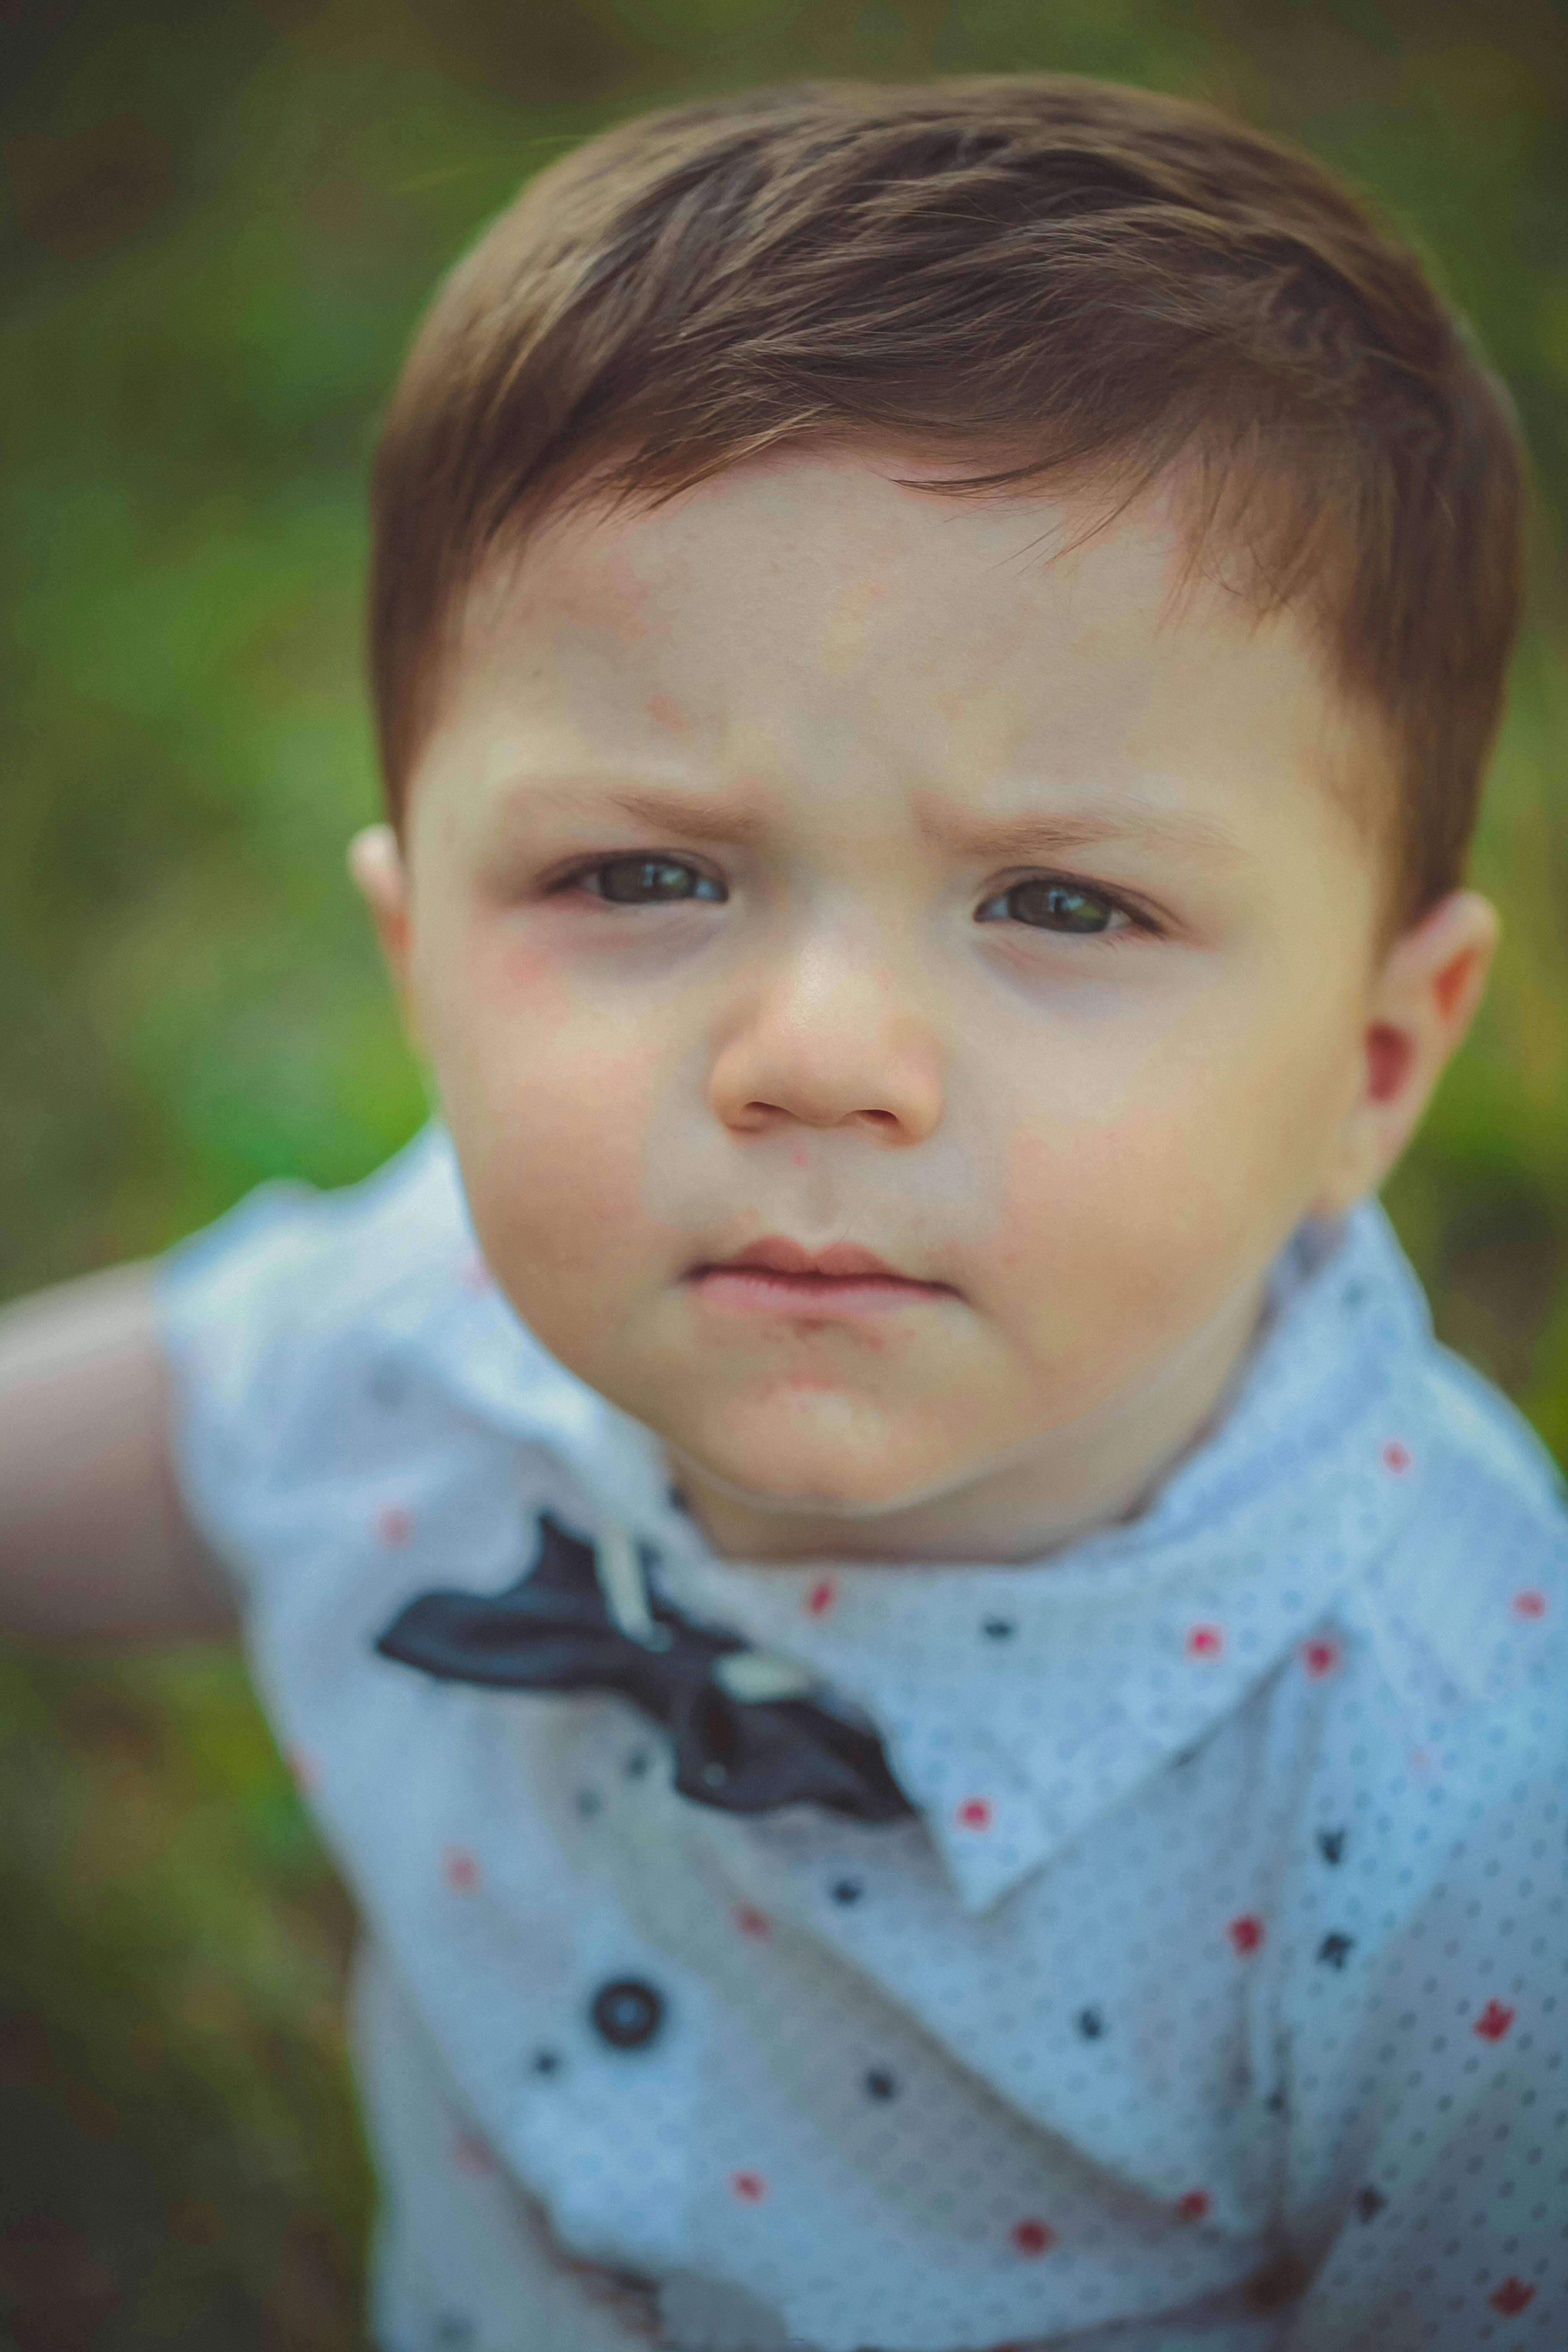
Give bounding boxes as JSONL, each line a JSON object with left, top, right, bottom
{"left": 178, "top": 1161, "right": 1568, "bottom": 2343}
{"left": 1010, "top": 2217, "right": 1055, "bottom": 2255}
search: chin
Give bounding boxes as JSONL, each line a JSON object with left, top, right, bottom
{"left": 672, "top": 1412, "right": 957, "bottom": 1520}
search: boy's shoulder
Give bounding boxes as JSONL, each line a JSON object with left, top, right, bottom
{"left": 155, "top": 1122, "right": 601, "bottom": 1468}
{"left": 162, "top": 1122, "right": 474, "bottom": 1330}
{"left": 1359, "top": 1323, "right": 1567, "bottom": 1708}
{"left": 155, "top": 1124, "right": 652, "bottom": 1602}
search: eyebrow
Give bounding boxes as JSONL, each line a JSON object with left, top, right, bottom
{"left": 599, "top": 786, "right": 772, "bottom": 846}
{"left": 491, "top": 776, "right": 772, "bottom": 847}
{"left": 910, "top": 794, "right": 1249, "bottom": 867}
{"left": 492, "top": 772, "right": 1246, "bottom": 865}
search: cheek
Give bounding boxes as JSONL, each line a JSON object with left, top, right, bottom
{"left": 422, "top": 946, "right": 671, "bottom": 1270}
{"left": 987, "top": 997, "right": 1357, "bottom": 1319}
{"left": 493, "top": 936, "right": 573, "bottom": 1003}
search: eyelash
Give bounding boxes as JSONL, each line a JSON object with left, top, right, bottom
{"left": 973, "top": 875, "right": 1153, "bottom": 941}
{"left": 550, "top": 855, "right": 1158, "bottom": 940}
{"left": 551, "top": 854, "right": 727, "bottom": 907}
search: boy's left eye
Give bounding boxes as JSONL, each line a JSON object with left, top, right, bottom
{"left": 975, "top": 878, "right": 1128, "bottom": 934}
{"left": 576, "top": 856, "right": 727, "bottom": 905}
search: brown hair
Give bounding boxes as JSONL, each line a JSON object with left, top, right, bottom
{"left": 369, "top": 75, "right": 1529, "bottom": 926}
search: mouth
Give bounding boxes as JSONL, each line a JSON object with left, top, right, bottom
{"left": 687, "top": 1235, "right": 957, "bottom": 1318}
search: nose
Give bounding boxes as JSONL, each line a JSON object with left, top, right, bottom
{"left": 707, "top": 923, "right": 944, "bottom": 1144}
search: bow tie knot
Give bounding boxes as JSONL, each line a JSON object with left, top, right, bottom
{"left": 374, "top": 1512, "right": 913, "bottom": 1824}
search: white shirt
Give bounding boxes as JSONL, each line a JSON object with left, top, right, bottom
{"left": 154, "top": 1124, "right": 1568, "bottom": 2352}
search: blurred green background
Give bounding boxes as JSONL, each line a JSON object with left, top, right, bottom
{"left": 1, "top": 0, "right": 1563, "bottom": 2343}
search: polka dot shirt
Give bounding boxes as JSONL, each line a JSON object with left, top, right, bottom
{"left": 155, "top": 1125, "right": 1568, "bottom": 2352}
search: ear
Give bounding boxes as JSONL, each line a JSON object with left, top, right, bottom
{"left": 348, "top": 823, "right": 422, "bottom": 1048}
{"left": 1313, "top": 889, "right": 1499, "bottom": 1217}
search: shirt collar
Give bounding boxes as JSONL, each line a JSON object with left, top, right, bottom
{"left": 400, "top": 1131, "right": 1431, "bottom": 1916}
{"left": 644, "top": 1205, "right": 1431, "bottom": 1914}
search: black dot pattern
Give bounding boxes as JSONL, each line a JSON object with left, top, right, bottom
{"left": 160, "top": 1123, "right": 1568, "bottom": 2348}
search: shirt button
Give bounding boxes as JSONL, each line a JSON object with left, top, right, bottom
{"left": 590, "top": 1977, "right": 665, "bottom": 2050}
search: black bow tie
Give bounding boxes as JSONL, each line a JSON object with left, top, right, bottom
{"left": 374, "top": 1513, "right": 913, "bottom": 1824}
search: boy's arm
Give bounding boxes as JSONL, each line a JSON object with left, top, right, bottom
{"left": 0, "top": 1263, "right": 237, "bottom": 1641}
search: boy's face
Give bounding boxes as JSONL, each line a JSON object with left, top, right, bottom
{"left": 364, "top": 453, "right": 1490, "bottom": 1561}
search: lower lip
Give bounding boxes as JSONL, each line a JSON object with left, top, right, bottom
{"left": 690, "top": 1268, "right": 952, "bottom": 1317}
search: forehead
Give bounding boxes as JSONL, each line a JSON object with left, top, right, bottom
{"left": 431, "top": 450, "right": 1380, "bottom": 851}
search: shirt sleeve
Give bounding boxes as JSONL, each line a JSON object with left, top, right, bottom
{"left": 149, "top": 1125, "right": 463, "bottom": 1613}
{"left": 151, "top": 1171, "right": 338, "bottom": 1611}
{"left": 1277, "top": 1702, "right": 1568, "bottom": 2350}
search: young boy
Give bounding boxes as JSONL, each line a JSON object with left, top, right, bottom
{"left": 2, "top": 74, "right": 1563, "bottom": 2352}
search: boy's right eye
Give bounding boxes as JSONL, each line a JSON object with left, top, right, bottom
{"left": 572, "top": 856, "right": 727, "bottom": 905}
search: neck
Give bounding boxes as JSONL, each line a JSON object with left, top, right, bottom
{"left": 672, "top": 1269, "right": 1273, "bottom": 1568}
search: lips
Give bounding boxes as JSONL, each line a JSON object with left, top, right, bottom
{"left": 705, "top": 1236, "right": 905, "bottom": 1282}
{"left": 689, "top": 1234, "right": 953, "bottom": 1315}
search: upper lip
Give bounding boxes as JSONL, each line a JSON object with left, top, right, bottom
{"left": 700, "top": 1236, "right": 926, "bottom": 1282}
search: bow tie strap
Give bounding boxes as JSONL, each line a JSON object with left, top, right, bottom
{"left": 597, "top": 1520, "right": 829, "bottom": 1702}
{"left": 712, "top": 1648, "right": 821, "bottom": 1702}
{"left": 594, "top": 1522, "right": 673, "bottom": 1651}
